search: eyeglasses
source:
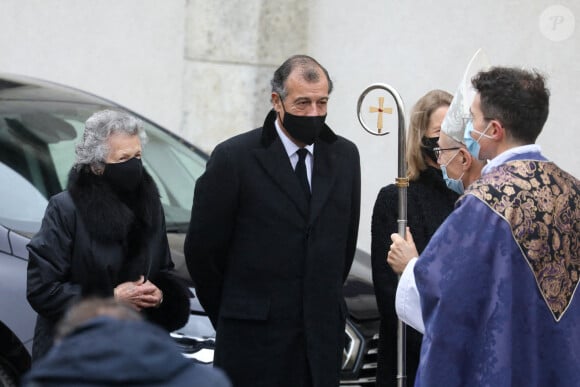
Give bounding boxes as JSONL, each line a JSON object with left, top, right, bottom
{"left": 433, "top": 147, "right": 461, "bottom": 159}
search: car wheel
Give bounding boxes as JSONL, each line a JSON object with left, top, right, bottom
{"left": 0, "top": 360, "right": 18, "bottom": 387}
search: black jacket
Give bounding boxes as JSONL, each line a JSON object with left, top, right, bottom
{"left": 22, "top": 317, "right": 230, "bottom": 387}
{"left": 184, "top": 110, "right": 361, "bottom": 387}
{"left": 371, "top": 166, "right": 459, "bottom": 386}
{"left": 27, "top": 168, "right": 190, "bottom": 360}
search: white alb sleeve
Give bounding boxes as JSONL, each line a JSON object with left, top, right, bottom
{"left": 395, "top": 257, "right": 424, "bottom": 334}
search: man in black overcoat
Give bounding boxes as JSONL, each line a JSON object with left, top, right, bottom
{"left": 184, "top": 55, "right": 361, "bottom": 387}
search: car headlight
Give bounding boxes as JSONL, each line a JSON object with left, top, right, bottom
{"left": 342, "top": 319, "right": 362, "bottom": 371}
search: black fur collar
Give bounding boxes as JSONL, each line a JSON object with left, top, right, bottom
{"left": 67, "top": 166, "right": 161, "bottom": 242}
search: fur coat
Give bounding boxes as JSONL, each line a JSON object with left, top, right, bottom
{"left": 27, "top": 166, "right": 190, "bottom": 360}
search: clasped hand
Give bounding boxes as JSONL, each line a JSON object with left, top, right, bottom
{"left": 114, "top": 275, "right": 163, "bottom": 310}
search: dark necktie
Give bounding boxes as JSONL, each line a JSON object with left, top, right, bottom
{"left": 295, "top": 148, "right": 311, "bottom": 199}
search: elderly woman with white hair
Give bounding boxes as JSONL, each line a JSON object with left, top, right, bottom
{"left": 26, "top": 110, "right": 190, "bottom": 361}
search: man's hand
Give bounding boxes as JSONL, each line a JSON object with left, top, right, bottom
{"left": 387, "top": 227, "right": 419, "bottom": 275}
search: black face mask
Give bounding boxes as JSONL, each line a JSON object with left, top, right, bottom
{"left": 421, "top": 136, "right": 439, "bottom": 164}
{"left": 280, "top": 104, "right": 326, "bottom": 145}
{"left": 103, "top": 157, "right": 143, "bottom": 192}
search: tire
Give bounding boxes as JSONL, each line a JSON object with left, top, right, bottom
{"left": 0, "top": 360, "right": 17, "bottom": 387}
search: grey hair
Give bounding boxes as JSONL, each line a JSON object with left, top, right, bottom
{"left": 270, "top": 54, "right": 333, "bottom": 101}
{"left": 75, "top": 109, "right": 147, "bottom": 170}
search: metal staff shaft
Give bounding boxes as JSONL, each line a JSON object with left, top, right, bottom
{"left": 393, "top": 90, "right": 408, "bottom": 387}
{"left": 357, "top": 83, "right": 408, "bottom": 387}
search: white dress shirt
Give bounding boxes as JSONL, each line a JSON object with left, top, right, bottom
{"left": 274, "top": 119, "right": 314, "bottom": 187}
{"left": 481, "top": 144, "right": 541, "bottom": 175}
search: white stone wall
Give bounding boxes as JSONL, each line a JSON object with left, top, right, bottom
{"left": 181, "top": 0, "right": 309, "bottom": 149}
{"left": 0, "top": 0, "right": 186, "bottom": 131}
{"left": 308, "top": 0, "right": 579, "bottom": 251}
{"left": 0, "top": 0, "right": 578, "bottom": 253}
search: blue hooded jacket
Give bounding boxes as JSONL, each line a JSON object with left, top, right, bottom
{"left": 22, "top": 317, "right": 231, "bottom": 386}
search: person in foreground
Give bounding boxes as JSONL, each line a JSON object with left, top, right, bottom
{"left": 371, "top": 89, "right": 458, "bottom": 386}
{"left": 22, "top": 297, "right": 231, "bottom": 387}
{"left": 27, "top": 110, "right": 190, "bottom": 361}
{"left": 391, "top": 67, "right": 579, "bottom": 386}
{"left": 184, "top": 54, "right": 361, "bottom": 387}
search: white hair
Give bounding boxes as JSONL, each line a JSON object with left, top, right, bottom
{"left": 75, "top": 109, "right": 147, "bottom": 169}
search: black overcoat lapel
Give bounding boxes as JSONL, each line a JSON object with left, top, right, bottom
{"left": 309, "top": 139, "right": 337, "bottom": 224}
{"left": 253, "top": 137, "right": 310, "bottom": 218}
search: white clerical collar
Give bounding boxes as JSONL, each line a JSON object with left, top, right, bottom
{"left": 274, "top": 117, "right": 315, "bottom": 157}
{"left": 482, "top": 144, "right": 542, "bottom": 175}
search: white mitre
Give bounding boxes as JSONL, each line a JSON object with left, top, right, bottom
{"left": 441, "top": 48, "right": 491, "bottom": 144}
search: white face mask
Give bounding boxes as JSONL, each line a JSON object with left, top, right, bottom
{"left": 464, "top": 119, "right": 492, "bottom": 159}
{"left": 440, "top": 149, "right": 465, "bottom": 194}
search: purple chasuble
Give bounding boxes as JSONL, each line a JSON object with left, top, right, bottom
{"left": 414, "top": 152, "right": 580, "bottom": 387}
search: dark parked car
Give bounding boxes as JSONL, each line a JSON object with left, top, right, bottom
{"left": 0, "top": 73, "right": 380, "bottom": 386}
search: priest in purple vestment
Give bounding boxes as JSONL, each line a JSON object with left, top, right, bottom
{"left": 392, "top": 66, "right": 579, "bottom": 387}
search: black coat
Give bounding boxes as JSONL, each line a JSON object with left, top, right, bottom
{"left": 184, "top": 110, "right": 361, "bottom": 387}
{"left": 27, "top": 168, "right": 190, "bottom": 360}
{"left": 370, "top": 166, "right": 458, "bottom": 386}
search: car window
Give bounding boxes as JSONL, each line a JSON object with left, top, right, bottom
{"left": 0, "top": 161, "right": 48, "bottom": 233}
{"left": 48, "top": 119, "right": 84, "bottom": 187}
{"left": 140, "top": 123, "right": 206, "bottom": 229}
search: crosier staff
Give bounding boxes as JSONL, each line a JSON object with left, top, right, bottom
{"left": 357, "top": 84, "right": 408, "bottom": 387}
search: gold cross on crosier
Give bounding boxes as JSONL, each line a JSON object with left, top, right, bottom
{"left": 369, "top": 97, "right": 393, "bottom": 133}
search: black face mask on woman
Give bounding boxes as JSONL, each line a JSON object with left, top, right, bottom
{"left": 280, "top": 104, "right": 326, "bottom": 146}
{"left": 103, "top": 157, "right": 143, "bottom": 192}
{"left": 421, "top": 136, "right": 439, "bottom": 164}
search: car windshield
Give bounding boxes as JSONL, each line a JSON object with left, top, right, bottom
{"left": 0, "top": 99, "right": 206, "bottom": 234}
